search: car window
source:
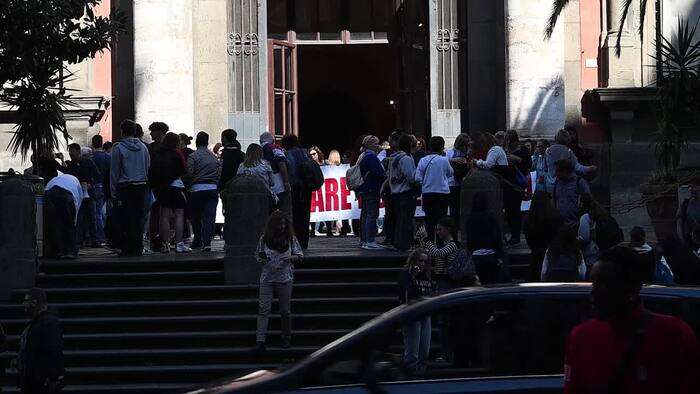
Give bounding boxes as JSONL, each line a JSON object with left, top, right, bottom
{"left": 642, "top": 295, "right": 683, "bottom": 317}
{"left": 682, "top": 301, "right": 700, "bottom": 335}
{"left": 301, "top": 293, "right": 593, "bottom": 388}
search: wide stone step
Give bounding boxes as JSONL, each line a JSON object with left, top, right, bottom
{"left": 1, "top": 383, "right": 194, "bottom": 394}
{"left": 0, "top": 312, "right": 381, "bottom": 335}
{"left": 39, "top": 254, "right": 406, "bottom": 274}
{"left": 0, "top": 297, "right": 397, "bottom": 320}
{"left": 10, "top": 282, "right": 397, "bottom": 303}
{"left": 4, "top": 329, "right": 350, "bottom": 350}
{"left": 3, "top": 363, "right": 281, "bottom": 386}
{"left": 35, "top": 267, "right": 402, "bottom": 288}
{"left": 37, "top": 271, "right": 225, "bottom": 287}
{"left": 0, "top": 346, "right": 321, "bottom": 367}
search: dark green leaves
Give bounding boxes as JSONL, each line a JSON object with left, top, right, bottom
{"left": 0, "top": 0, "right": 126, "bottom": 159}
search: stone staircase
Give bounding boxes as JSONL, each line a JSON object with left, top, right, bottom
{"left": 0, "top": 247, "right": 530, "bottom": 393}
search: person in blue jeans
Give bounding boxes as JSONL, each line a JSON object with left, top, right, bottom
{"left": 91, "top": 135, "right": 111, "bottom": 246}
{"left": 186, "top": 132, "right": 221, "bottom": 252}
{"left": 398, "top": 249, "right": 435, "bottom": 373}
{"left": 357, "top": 135, "right": 386, "bottom": 250}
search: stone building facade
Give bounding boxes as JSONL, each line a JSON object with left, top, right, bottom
{"left": 3, "top": 0, "right": 700, "bottom": 234}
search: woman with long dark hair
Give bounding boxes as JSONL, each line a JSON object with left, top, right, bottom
{"left": 255, "top": 210, "right": 303, "bottom": 352}
{"left": 149, "top": 132, "right": 190, "bottom": 253}
{"left": 416, "top": 216, "right": 459, "bottom": 363}
{"left": 525, "top": 190, "right": 563, "bottom": 281}
{"left": 398, "top": 249, "right": 434, "bottom": 372}
{"left": 541, "top": 226, "right": 586, "bottom": 282}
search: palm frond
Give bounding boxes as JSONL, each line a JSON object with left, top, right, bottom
{"left": 544, "top": 0, "right": 572, "bottom": 39}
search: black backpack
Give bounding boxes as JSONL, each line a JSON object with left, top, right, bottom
{"left": 301, "top": 159, "right": 325, "bottom": 192}
{"left": 595, "top": 216, "right": 624, "bottom": 250}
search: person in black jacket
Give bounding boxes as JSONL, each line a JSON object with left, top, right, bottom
{"left": 66, "top": 143, "right": 102, "bottom": 249}
{"left": 525, "top": 190, "right": 563, "bottom": 281}
{"left": 398, "top": 249, "right": 434, "bottom": 373}
{"left": 149, "top": 133, "right": 190, "bottom": 253}
{"left": 218, "top": 129, "right": 245, "bottom": 192}
{"left": 465, "top": 193, "right": 507, "bottom": 284}
{"left": 16, "top": 288, "right": 64, "bottom": 394}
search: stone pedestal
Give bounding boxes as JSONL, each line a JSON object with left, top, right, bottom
{"left": 459, "top": 169, "right": 503, "bottom": 245}
{"left": 224, "top": 174, "right": 271, "bottom": 285}
{"left": 0, "top": 178, "right": 37, "bottom": 300}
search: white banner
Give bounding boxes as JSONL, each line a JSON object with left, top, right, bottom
{"left": 310, "top": 164, "right": 425, "bottom": 222}
{"left": 216, "top": 165, "right": 534, "bottom": 223}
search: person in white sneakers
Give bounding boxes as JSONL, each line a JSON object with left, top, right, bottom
{"left": 414, "top": 136, "right": 454, "bottom": 242}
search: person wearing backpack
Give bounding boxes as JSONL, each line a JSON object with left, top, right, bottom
{"left": 356, "top": 135, "right": 386, "bottom": 250}
{"left": 388, "top": 134, "right": 418, "bottom": 252}
{"left": 398, "top": 249, "right": 435, "bottom": 373}
{"left": 629, "top": 226, "right": 674, "bottom": 285}
{"left": 553, "top": 159, "right": 591, "bottom": 228}
{"left": 578, "top": 193, "right": 623, "bottom": 268}
{"left": 544, "top": 129, "right": 597, "bottom": 193}
{"left": 541, "top": 226, "right": 587, "bottom": 282}
{"left": 280, "top": 134, "right": 318, "bottom": 250}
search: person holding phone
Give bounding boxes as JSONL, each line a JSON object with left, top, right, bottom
{"left": 254, "top": 210, "right": 303, "bottom": 353}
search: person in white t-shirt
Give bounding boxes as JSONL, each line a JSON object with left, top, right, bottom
{"left": 414, "top": 136, "right": 454, "bottom": 242}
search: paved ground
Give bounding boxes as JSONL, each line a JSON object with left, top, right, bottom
{"left": 68, "top": 235, "right": 407, "bottom": 262}
{"left": 63, "top": 235, "right": 530, "bottom": 264}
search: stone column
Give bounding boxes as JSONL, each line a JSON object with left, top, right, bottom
{"left": 602, "top": 0, "right": 642, "bottom": 87}
{"left": 226, "top": 0, "right": 268, "bottom": 150}
{"left": 133, "top": 0, "right": 195, "bottom": 133}
{"left": 193, "top": 0, "right": 230, "bottom": 138}
{"left": 429, "top": 0, "right": 461, "bottom": 146}
{"left": 223, "top": 174, "right": 271, "bottom": 285}
{"left": 0, "top": 178, "right": 37, "bottom": 301}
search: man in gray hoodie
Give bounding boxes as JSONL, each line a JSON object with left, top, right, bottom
{"left": 110, "top": 119, "right": 150, "bottom": 256}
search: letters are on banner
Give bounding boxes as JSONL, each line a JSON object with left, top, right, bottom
{"left": 311, "top": 164, "right": 425, "bottom": 222}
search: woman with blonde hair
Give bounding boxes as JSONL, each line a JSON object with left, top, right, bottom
{"left": 327, "top": 150, "right": 342, "bottom": 166}
{"left": 326, "top": 149, "right": 349, "bottom": 235}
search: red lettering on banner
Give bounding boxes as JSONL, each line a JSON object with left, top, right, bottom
{"left": 310, "top": 189, "right": 324, "bottom": 212}
{"left": 325, "top": 179, "right": 339, "bottom": 211}
{"left": 340, "top": 178, "right": 352, "bottom": 210}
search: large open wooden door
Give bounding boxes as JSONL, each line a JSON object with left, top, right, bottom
{"left": 268, "top": 40, "right": 298, "bottom": 137}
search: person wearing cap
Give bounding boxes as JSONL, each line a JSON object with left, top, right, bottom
{"left": 186, "top": 132, "right": 221, "bottom": 252}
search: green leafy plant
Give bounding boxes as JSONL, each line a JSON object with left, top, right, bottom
{"left": 0, "top": 0, "right": 125, "bottom": 160}
{"left": 647, "top": 18, "right": 700, "bottom": 184}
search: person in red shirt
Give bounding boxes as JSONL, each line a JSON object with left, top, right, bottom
{"left": 564, "top": 246, "right": 699, "bottom": 394}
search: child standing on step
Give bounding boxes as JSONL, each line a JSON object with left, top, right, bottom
{"left": 398, "top": 249, "right": 435, "bottom": 373}
{"left": 255, "top": 210, "right": 303, "bottom": 352}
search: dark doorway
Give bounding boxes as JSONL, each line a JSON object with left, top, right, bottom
{"left": 297, "top": 44, "right": 399, "bottom": 155}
